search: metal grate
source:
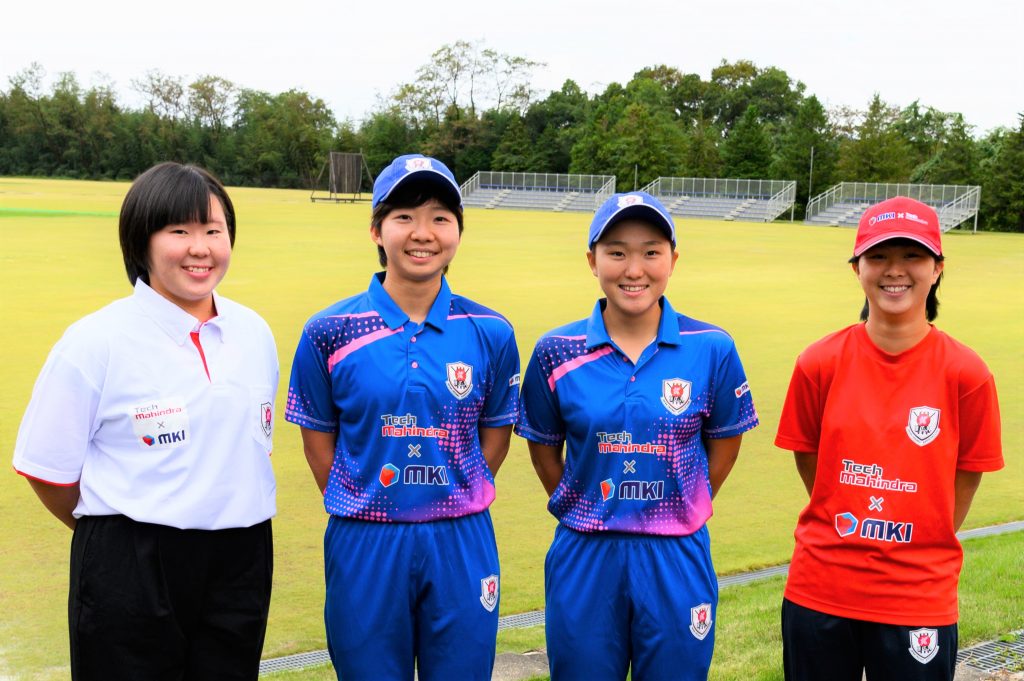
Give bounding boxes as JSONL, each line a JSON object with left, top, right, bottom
{"left": 957, "top": 631, "right": 1024, "bottom": 672}
{"left": 498, "top": 610, "right": 546, "bottom": 630}
{"left": 259, "top": 649, "right": 331, "bottom": 674}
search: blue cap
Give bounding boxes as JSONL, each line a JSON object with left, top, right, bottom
{"left": 372, "top": 154, "right": 462, "bottom": 209}
{"left": 588, "top": 192, "right": 676, "bottom": 249}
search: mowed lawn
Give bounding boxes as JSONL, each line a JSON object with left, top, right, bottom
{"left": 1, "top": 177, "right": 1021, "bottom": 678}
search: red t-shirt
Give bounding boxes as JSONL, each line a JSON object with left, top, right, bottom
{"left": 776, "top": 324, "right": 1003, "bottom": 625}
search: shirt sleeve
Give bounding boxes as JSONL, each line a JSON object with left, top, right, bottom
{"left": 956, "top": 374, "right": 1003, "bottom": 472}
{"left": 515, "top": 344, "right": 565, "bottom": 446}
{"left": 285, "top": 325, "right": 338, "bottom": 432}
{"left": 703, "top": 339, "right": 760, "bottom": 439}
{"left": 13, "top": 340, "right": 101, "bottom": 485}
{"left": 775, "top": 354, "right": 822, "bottom": 453}
{"left": 479, "top": 329, "right": 520, "bottom": 427}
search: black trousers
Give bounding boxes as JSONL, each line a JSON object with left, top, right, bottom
{"left": 782, "top": 598, "right": 957, "bottom": 681}
{"left": 69, "top": 515, "right": 273, "bottom": 681}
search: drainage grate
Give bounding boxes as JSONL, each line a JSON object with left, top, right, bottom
{"left": 957, "top": 631, "right": 1024, "bottom": 673}
{"left": 498, "top": 610, "right": 546, "bottom": 630}
{"left": 259, "top": 649, "right": 331, "bottom": 674}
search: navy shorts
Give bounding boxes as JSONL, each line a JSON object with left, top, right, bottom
{"left": 545, "top": 524, "right": 717, "bottom": 681}
{"left": 323, "top": 511, "right": 499, "bottom": 681}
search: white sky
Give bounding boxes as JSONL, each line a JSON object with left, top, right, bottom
{"left": 2, "top": 0, "right": 1021, "bottom": 134}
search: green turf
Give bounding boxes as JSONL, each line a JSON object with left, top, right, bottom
{"left": 1, "top": 178, "right": 1021, "bottom": 678}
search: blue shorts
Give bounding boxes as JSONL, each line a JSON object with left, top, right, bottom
{"left": 545, "top": 524, "right": 717, "bottom": 681}
{"left": 323, "top": 511, "right": 499, "bottom": 681}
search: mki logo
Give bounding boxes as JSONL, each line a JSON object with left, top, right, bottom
{"left": 835, "top": 512, "right": 859, "bottom": 537}
{"left": 835, "top": 512, "right": 913, "bottom": 543}
{"left": 379, "top": 464, "right": 399, "bottom": 487}
{"left": 661, "top": 378, "right": 692, "bottom": 415}
{"left": 689, "top": 603, "right": 713, "bottom": 640}
{"left": 142, "top": 435, "right": 155, "bottom": 447}
{"left": 446, "top": 362, "right": 474, "bottom": 400}
{"left": 908, "top": 628, "right": 939, "bottom": 664}
{"left": 906, "top": 406, "right": 940, "bottom": 446}
{"left": 600, "top": 479, "right": 615, "bottom": 501}
{"left": 479, "top": 574, "right": 499, "bottom": 612}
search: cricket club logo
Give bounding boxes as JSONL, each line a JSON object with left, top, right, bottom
{"left": 479, "top": 574, "right": 499, "bottom": 612}
{"left": 908, "top": 628, "right": 939, "bottom": 664}
{"left": 260, "top": 402, "right": 273, "bottom": 437}
{"left": 446, "top": 362, "right": 474, "bottom": 400}
{"left": 661, "top": 378, "right": 692, "bottom": 415}
{"left": 906, "top": 406, "right": 941, "bottom": 446}
{"left": 405, "top": 157, "right": 432, "bottom": 171}
{"left": 689, "top": 603, "right": 713, "bottom": 640}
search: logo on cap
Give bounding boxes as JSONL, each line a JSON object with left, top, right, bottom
{"left": 618, "top": 194, "right": 643, "bottom": 208}
{"left": 406, "top": 158, "right": 432, "bottom": 171}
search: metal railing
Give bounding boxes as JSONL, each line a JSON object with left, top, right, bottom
{"left": 461, "top": 171, "right": 615, "bottom": 194}
{"left": 805, "top": 182, "right": 981, "bottom": 231}
{"left": 765, "top": 181, "right": 797, "bottom": 222}
{"left": 641, "top": 177, "right": 794, "bottom": 199}
{"left": 936, "top": 186, "right": 981, "bottom": 232}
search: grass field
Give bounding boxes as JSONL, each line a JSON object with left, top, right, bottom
{"left": 1, "top": 177, "right": 1021, "bottom": 678}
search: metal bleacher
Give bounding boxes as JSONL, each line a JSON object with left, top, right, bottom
{"left": 805, "top": 182, "right": 981, "bottom": 232}
{"left": 642, "top": 177, "right": 796, "bottom": 222}
{"left": 461, "top": 171, "right": 616, "bottom": 213}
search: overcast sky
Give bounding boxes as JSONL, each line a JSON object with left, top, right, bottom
{"left": 3, "top": 0, "right": 1021, "bottom": 134}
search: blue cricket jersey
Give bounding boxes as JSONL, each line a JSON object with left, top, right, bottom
{"left": 516, "top": 298, "right": 758, "bottom": 535}
{"left": 286, "top": 273, "right": 519, "bottom": 522}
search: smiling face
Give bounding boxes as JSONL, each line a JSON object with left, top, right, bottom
{"left": 371, "top": 198, "right": 461, "bottom": 286}
{"left": 853, "top": 240, "right": 943, "bottom": 325}
{"left": 587, "top": 218, "right": 678, "bottom": 327}
{"left": 146, "top": 195, "right": 231, "bottom": 321}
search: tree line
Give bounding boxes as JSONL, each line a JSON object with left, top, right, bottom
{"left": 1, "top": 43, "right": 1021, "bottom": 231}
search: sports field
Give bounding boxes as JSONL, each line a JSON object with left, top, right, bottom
{"left": 1, "top": 177, "right": 1021, "bottom": 679}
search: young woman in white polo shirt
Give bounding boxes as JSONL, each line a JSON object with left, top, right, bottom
{"left": 13, "top": 162, "right": 278, "bottom": 681}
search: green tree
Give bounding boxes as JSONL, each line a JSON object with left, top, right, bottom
{"left": 911, "top": 113, "right": 979, "bottom": 186}
{"left": 978, "top": 116, "right": 1024, "bottom": 231}
{"left": 772, "top": 95, "right": 839, "bottom": 213}
{"left": 836, "top": 94, "right": 913, "bottom": 182}
{"left": 721, "top": 105, "right": 772, "bottom": 178}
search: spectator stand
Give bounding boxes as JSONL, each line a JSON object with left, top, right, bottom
{"left": 805, "top": 182, "right": 981, "bottom": 232}
{"left": 641, "top": 177, "right": 797, "bottom": 222}
{"left": 461, "top": 171, "right": 616, "bottom": 213}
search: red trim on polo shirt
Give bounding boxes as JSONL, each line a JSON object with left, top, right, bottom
{"left": 190, "top": 331, "right": 211, "bottom": 381}
{"left": 14, "top": 467, "right": 80, "bottom": 487}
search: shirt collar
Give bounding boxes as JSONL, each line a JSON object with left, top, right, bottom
{"left": 367, "top": 272, "right": 453, "bottom": 331}
{"left": 132, "top": 280, "right": 227, "bottom": 345}
{"left": 584, "top": 297, "right": 680, "bottom": 350}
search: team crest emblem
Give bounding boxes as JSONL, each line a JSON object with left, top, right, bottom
{"left": 446, "top": 362, "right": 474, "bottom": 399}
{"left": 689, "top": 603, "right": 713, "bottom": 640}
{"left": 908, "top": 628, "right": 939, "bottom": 664}
{"left": 661, "top": 378, "right": 692, "bottom": 415}
{"left": 618, "top": 194, "right": 643, "bottom": 208}
{"left": 405, "top": 157, "right": 432, "bottom": 171}
{"left": 260, "top": 402, "right": 273, "bottom": 437}
{"left": 906, "top": 406, "right": 940, "bottom": 446}
{"left": 479, "top": 574, "right": 499, "bottom": 612}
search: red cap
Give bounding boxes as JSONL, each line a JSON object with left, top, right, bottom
{"left": 854, "top": 196, "right": 942, "bottom": 257}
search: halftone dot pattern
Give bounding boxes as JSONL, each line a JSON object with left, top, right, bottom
{"left": 518, "top": 300, "right": 758, "bottom": 536}
{"left": 287, "top": 276, "right": 518, "bottom": 524}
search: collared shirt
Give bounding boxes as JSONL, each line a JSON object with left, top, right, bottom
{"left": 286, "top": 273, "right": 519, "bottom": 522}
{"left": 516, "top": 298, "right": 758, "bottom": 536}
{"left": 14, "top": 280, "right": 278, "bottom": 530}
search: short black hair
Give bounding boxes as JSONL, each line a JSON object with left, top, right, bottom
{"left": 370, "top": 182, "right": 464, "bottom": 270}
{"left": 850, "top": 238, "right": 945, "bottom": 322}
{"left": 119, "top": 162, "right": 235, "bottom": 285}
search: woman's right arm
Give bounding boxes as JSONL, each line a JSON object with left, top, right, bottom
{"left": 26, "top": 479, "right": 80, "bottom": 530}
{"left": 527, "top": 441, "right": 564, "bottom": 498}
{"left": 299, "top": 427, "right": 337, "bottom": 494}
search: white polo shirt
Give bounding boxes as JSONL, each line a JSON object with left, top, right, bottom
{"left": 13, "top": 280, "right": 278, "bottom": 530}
